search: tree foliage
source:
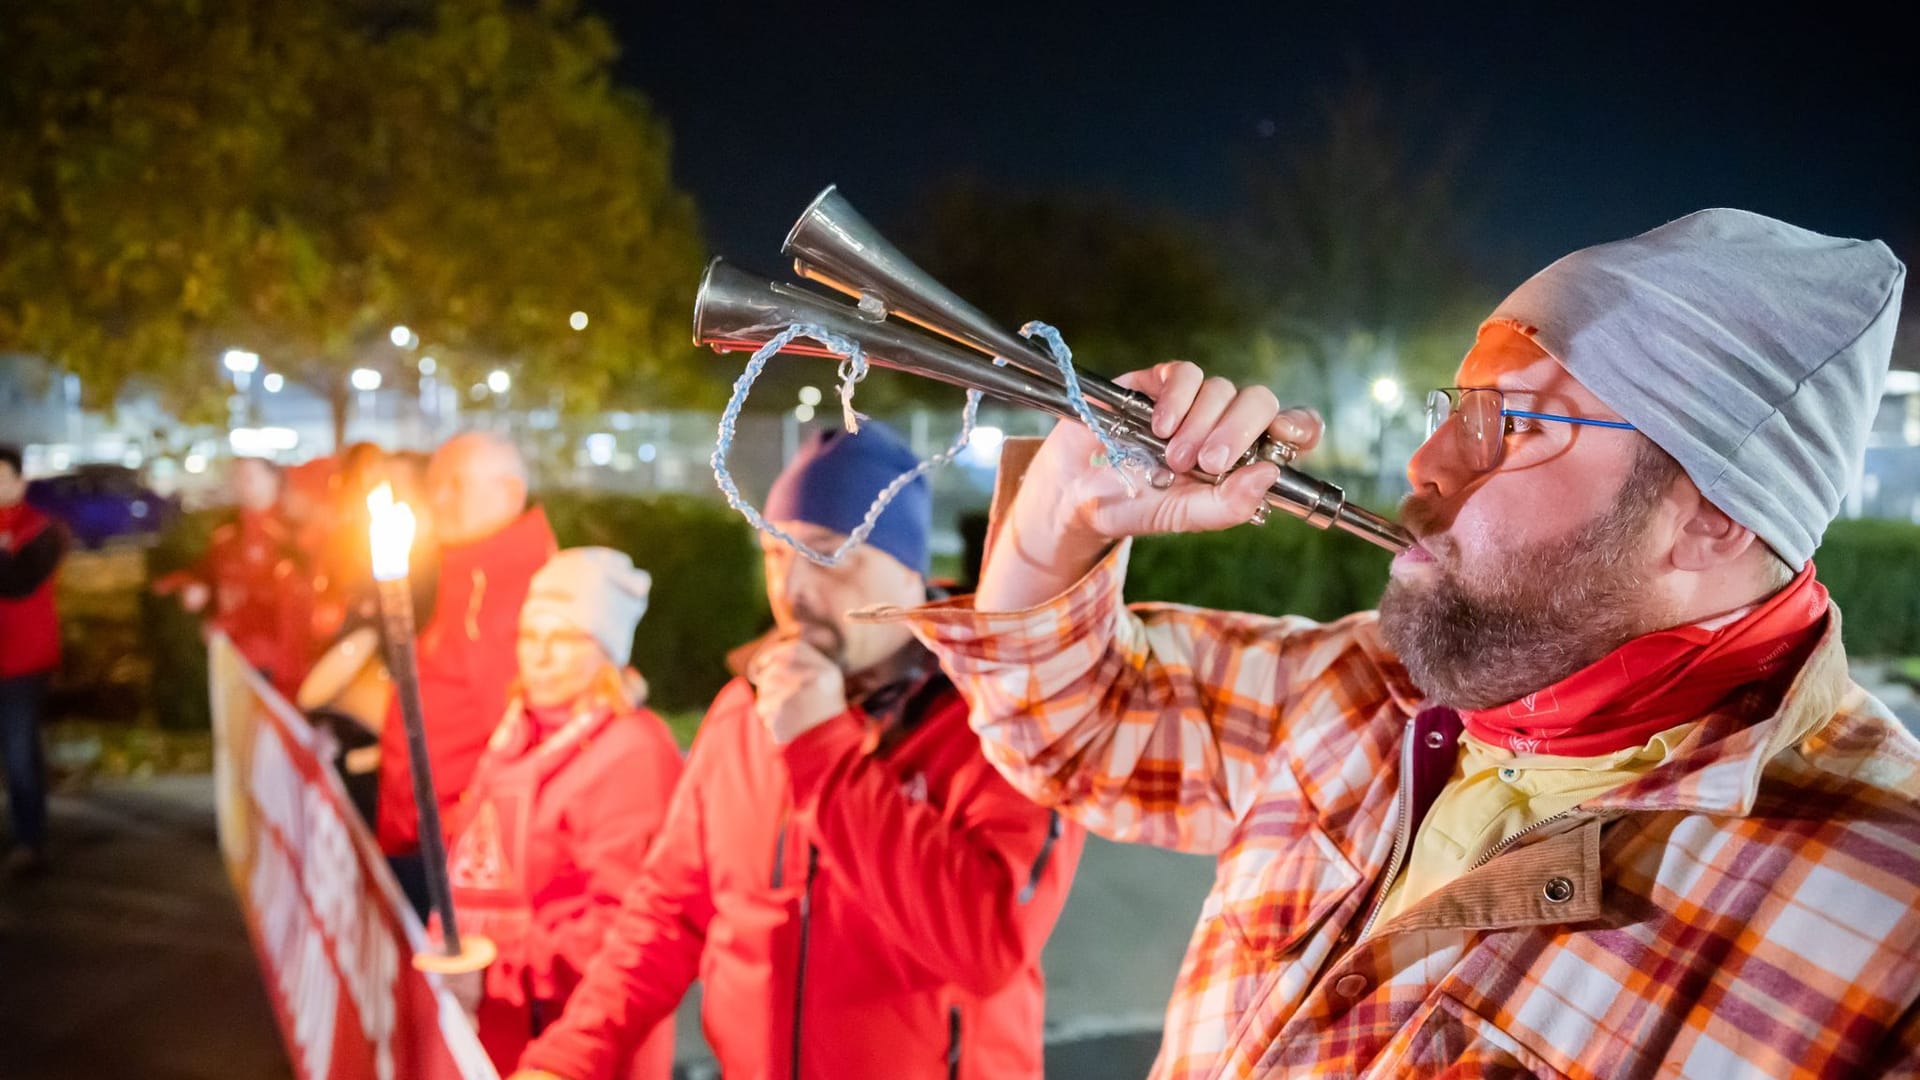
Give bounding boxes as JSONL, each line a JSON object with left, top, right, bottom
{"left": 897, "top": 181, "right": 1248, "bottom": 388}
{"left": 1229, "top": 69, "right": 1493, "bottom": 461}
{"left": 0, "top": 0, "right": 713, "bottom": 434}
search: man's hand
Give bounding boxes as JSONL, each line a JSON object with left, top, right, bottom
{"left": 442, "top": 968, "right": 483, "bottom": 1021}
{"left": 978, "top": 362, "right": 1321, "bottom": 612}
{"left": 179, "top": 581, "right": 211, "bottom": 613}
{"left": 749, "top": 637, "right": 847, "bottom": 744}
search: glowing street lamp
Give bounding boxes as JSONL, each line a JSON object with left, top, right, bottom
{"left": 569, "top": 311, "right": 589, "bottom": 331}
{"left": 351, "top": 368, "right": 383, "bottom": 392}
{"left": 390, "top": 325, "right": 416, "bottom": 349}
{"left": 486, "top": 369, "right": 512, "bottom": 395}
{"left": 262, "top": 373, "right": 284, "bottom": 393}
{"left": 367, "top": 483, "right": 495, "bottom": 976}
{"left": 222, "top": 349, "right": 260, "bottom": 375}
{"left": 1370, "top": 377, "right": 1404, "bottom": 410}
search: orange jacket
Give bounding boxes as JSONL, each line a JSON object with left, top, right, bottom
{"left": 446, "top": 692, "right": 683, "bottom": 1078}
{"left": 520, "top": 659, "right": 1083, "bottom": 1080}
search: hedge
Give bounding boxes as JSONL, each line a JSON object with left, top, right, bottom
{"left": 123, "top": 498, "right": 1920, "bottom": 732}
{"left": 541, "top": 492, "right": 769, "bottom": 712}
{"left": 1125, "top": 516, "right": 1920, "bottom": 657}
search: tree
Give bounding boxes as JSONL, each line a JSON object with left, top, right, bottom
{"left": 1228, "top": 68, "right": 1494, "bottom": 466}
{"left": 0, "top": 0, "right": 713, "bottom": 445}
{"left": 888, "top": 181, "right": 1250, "bottom": 400}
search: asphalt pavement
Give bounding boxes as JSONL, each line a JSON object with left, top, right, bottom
{"left": 0, "top": 776, "right": 1210, "bottom": 1080}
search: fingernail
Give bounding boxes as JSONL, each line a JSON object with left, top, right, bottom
{"left": 1199, "top": 445, "right": 1230, "bottom": 473}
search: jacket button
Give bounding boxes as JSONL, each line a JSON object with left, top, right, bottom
{"left": 1543, "top": 876, "right": 1575, "bottom": 904}
{"left": 1333, "top": 973, "right": 1370, "bottom": 998}
{"left": 1424, "top": 729, "right": 1449, "bottom": 749}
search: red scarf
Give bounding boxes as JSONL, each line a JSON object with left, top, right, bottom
{"left": 1461, "top": 567, "right": 1830, "bottom": 757}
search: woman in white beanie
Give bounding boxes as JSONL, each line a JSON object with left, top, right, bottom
{"left": 440, "top": 547, "right": 681, "bottom": 1079}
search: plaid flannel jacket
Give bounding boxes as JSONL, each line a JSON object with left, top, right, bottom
{"left": 880, "top": 542, "right": 1920, "bottom": 1078}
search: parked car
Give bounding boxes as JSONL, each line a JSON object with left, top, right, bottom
{"left": 27, "top": 464, "right": 179, "bottom": 548}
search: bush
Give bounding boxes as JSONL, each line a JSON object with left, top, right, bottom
{"left": 542, "top": 493, "right": 769, "bottom": 712}
{"left": 1814, "top": 518, "right": 1920, "bottom": 658}
{"left": 142, "top": 508, "right": 224, "bottom": 731}
{"left": 1126, "top": 516, "right": 1920, "bottom": 659}
{"left": 1127, "top": 523, "right": 1393, "bottom": 622}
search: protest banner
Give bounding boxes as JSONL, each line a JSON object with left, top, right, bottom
{"left": 210, "top": 633, "right": 497, "bottom": 1080}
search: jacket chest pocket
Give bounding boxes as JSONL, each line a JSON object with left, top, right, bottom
{"left": 1378, "top": 992, "right": 1572, "bottom": 1080}
{"left": 1217, "top": 824, "right": 1360, "bottom": 958}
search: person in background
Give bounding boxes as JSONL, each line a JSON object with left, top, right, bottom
{"left": 153, "top": 456, "right": 313, "bottom": 698}
{"left": 378, "top": 432, "right": 556, "bottom": 915}
{"left": 0, "top": 444, "right": 69, "bottom": 874}
{"left": 513, "top": 424, "right": 1084, "bottom": 1080}
{"left": 437, "top": 547, "right": 681, "bottom": 1079}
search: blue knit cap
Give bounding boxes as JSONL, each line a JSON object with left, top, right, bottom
{"left": 764, "top": 422, "right": 930, "bottom": 576}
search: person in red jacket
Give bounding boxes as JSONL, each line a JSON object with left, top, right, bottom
{"left": 378, "top": 433, "right": 557, "bottom": 914}
{"left": 512, "top": 423, "right": 1084, "bottom": 1080}
{"left": 1, "top": 444, "right": 68, "bottom": 874}
{"left": 153, "top": 456, "right": 314, "bottom": 698}
{"left": 438, "top": 547, "right": 681, "bottom": 1079}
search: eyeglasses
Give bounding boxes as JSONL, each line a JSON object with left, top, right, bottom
{"left": 1424, "top": 387, "right": 1636, "bottom": 474}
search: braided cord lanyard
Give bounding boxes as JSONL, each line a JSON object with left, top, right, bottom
{"left": 711, "top": 319, "right": 1145, "bottom": 567}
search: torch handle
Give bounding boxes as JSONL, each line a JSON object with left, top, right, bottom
{"left": 376, "top": 577, "right": 463, "bottom": 955}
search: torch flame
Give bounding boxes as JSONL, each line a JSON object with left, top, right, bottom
{"left": 367, "top": 482, "right": 417, "bottom": 582}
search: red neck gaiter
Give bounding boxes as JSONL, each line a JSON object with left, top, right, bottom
{"left": 1460, "top": 566, "right": 1830, "bottom": 757}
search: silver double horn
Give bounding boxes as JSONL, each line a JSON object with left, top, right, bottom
{"left": 693, "top": 185, "right": 1414, "bottom": 555}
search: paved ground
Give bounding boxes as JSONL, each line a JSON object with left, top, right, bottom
{"left": 0, "top": 776, "right": 1209, "bottom": 1080}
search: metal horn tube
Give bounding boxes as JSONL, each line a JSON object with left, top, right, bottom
{"left": 783, "top": 186, "right": 1162, "bottom": 427}
{"left": 693, "top": 260, "right": 1415, "bottom": 554}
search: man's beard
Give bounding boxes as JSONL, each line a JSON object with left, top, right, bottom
{"left": 1378, "top": 482, "right": 1674, "bottom": 711}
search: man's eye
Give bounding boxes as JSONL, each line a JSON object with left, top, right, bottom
{"left": 1503, "top": 415, "right": 1540, "bottom": 436}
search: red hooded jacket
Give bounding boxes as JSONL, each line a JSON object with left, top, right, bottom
{"left": 154, "top": 507, "right": 313, "bottom": 696}
{"left": 378, "top": 506, "right": 557, "bottom": 854}
{"left": 445, "top": 686, "right": 683, "bottom": 1078}
{"left": 0, "top": 503, "right": 64, "bottom": 680}
{"left": 519, "top": 652, "right": 1084, "bottom": 1080}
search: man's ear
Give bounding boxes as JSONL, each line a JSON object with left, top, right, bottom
{"left": 1669, "top": 496, "right": 1761, "bottom": 572}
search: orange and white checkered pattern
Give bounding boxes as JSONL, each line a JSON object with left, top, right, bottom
{"left": 887, "top": 542, "right": 1920, "bottom": 1078}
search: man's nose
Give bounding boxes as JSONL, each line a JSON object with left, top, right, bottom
{"left": 1405, "top": 426, "right": 1472, "bottom": 500}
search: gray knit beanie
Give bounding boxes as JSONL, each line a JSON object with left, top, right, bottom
{"left": 1487, "top": 208, "right": 1905, "bottom": 566}
{"left": 521, "top": 547, "right": 652, "bottom": 667}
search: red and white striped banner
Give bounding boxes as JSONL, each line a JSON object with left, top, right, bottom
{"left": 209, "top": 633, "right": 497, "bottom": 1080}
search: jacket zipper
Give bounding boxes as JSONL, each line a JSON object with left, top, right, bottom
{"left": 1468, "top": 807, "right": 1624, "bottom": 871}
{"left": 946, "top": 1004, "right": 962, "bottom": 1080}
{"left": 771, "top": 808, "right": 790, "bottom": 889}
{"left": 1017, "top": 812, "right": 1063, "bottom": 903}
{"left": 1357, "top": 724, "right": 1419, "bottom": 939}
{"left": 790, "top": 843, "right": 819, "bottom": 1080}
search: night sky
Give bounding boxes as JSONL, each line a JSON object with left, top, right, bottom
{"left": 589, "top": 2, "right": 1915, "bottom": 290}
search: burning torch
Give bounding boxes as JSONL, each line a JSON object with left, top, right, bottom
{"left": 367, "top": 483, "right": 494, "bottom": 977}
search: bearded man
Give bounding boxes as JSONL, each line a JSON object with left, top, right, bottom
{"left": 889, "top": 209, "right": 1918, "bottom": 1076}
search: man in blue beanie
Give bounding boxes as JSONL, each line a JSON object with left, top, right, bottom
{"left": 515, "top": 421, "right": 1083, "bottom": 1080}
{"left": 888, "top": 211, "right": 1920, "bottom": 1076}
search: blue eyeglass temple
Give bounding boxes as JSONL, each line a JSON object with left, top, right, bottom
{"left": 1501, "top": 408, "right": 1637, "bottom": 431}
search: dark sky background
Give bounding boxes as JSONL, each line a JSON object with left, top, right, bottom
{"left": 590, "top": 2, "right": 1916, "bottom": 291}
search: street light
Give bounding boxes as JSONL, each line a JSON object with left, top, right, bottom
{"left": 390, "top": 325, "right": 416, "bottom": 349}
{"left": 262, "top": 373, "right": 284, "bottom": 393}
{"left": 351, "top": 368, "right": 383, "bottom": 392}
{"left": 569, "top": 311, "right": 589, "bottom": 331}
{"left": 1370, "top": 377, "right": 1403, "bottom": 410}
{"left": 222, "top": 349, "right": 261, "bottom": 375}
{"left": 487, "top": 370, "right": 512, "bottom": 395}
